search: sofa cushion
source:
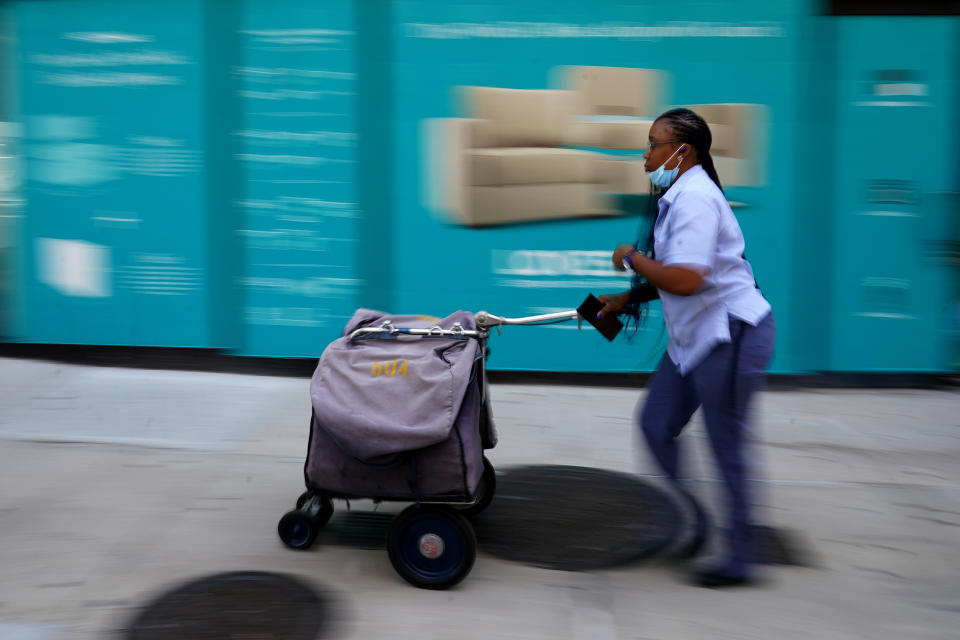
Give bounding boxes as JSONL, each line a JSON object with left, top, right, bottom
{"left": 707, "top": 123, "right": 737, "bottom": 157}
{"left": 713, "top": 155, "right": 763, "bottom": 188}
{"left": 464, "top": 184, "right": 615, "bottom": 227}
{"left": 681, "top": 103, "right": 767, "bottom": 158}
{"left": 566, "top": 117, "right": 654, "bottom": 150}
{"left": 558, "top": 66, "right": 666, "bottom": 118}
{"left": 468, "top": 148, "right": 597, "bottom": 186}
{"left": 597, "top": 159, "right": 651, "bottom": 195}
{"left": 685, "top": 103, "right": 740, "bottom": 127}
{"left": 465, "top": 87, "right": 577, "bottom": 147}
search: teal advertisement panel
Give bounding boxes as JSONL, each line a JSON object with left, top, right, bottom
{"left": 831, "top": 18, "right": 960, "bottom": 371}
{"left": 392, "top": 0, "right": 807, "bottom": 371}
{"left": 4, "top": 1, "right": 956, "bottom": 373}
{"left": 0, "top": 4, "right": 20, "bottom": 340}
{"left": 236, "top": 0, "right": 359, "bottom": 357}
{"left": 13, "top": 0, "right": 210, "bottom": 346}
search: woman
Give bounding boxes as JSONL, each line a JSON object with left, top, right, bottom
{"left": 598, "top": 108, "right": 775, "bottom": 587}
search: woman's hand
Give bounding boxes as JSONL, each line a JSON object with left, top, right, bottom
{"left": 612, "top": 243, "right": 705, "bottom": 297}
{"left": 597, "top": 291, "right": 630, "bottom": 318}
{"left": 612, "top": 244, "right": 636, "bottom": 271}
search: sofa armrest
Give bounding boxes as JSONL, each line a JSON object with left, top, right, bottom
{"left": 421, "top": 118, "right": 495, "bottom": 222}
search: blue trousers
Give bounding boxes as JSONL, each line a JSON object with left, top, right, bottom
{"left": 639, "top": 312, "right": 776, "bottom": 573}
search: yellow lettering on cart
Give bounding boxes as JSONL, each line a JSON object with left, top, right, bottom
{"left": 371, "top": 360, "right": 410, "bottom": 378}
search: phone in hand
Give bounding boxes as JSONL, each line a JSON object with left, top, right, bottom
{"left": 577, "top": 294, "right": 623, "bottom": 341}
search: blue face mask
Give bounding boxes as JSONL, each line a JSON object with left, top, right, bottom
{"left": 648, "top": 145, "right": 684, "bottom": 189}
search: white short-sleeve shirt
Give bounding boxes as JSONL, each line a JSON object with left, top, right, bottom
{"left": 653, "top": 164, "right": 771, "bottom": 375}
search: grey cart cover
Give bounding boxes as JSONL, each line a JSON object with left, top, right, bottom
{"left": 310, "top": 309, "right": 495, "bottom": 464}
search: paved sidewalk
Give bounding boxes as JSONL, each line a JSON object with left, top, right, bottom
{"left": 0, "top": 356, "right": 958, "bottom": 639}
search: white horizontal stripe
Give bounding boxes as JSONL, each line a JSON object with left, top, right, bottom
{"left": 852, "top": 100, "right": 931, "bottom": 108}
{"left": 497, "top": 279, "right": 632, "bottom": 288}
{"left": 860, "top": 210, "right": 918, "bottom": 218}
{"left": 91, "top": 216, "right": 141, "bottom": 223}
{"left": 853, "top": 312, "right": 916, "bottom": 320}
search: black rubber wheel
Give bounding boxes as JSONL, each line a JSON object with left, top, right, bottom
{"left": 277, "top": 510, "right": 319, "bottom": 550}
{"left": 295, "top": 490, "right": 313, "bottom": 510}
{"left": 455, "top": 456, "right": 496, "bottom": 518}
{"left": 296, "top": 492, "right": 334, "bottom": 527}
{"left": 387, "top": 505, "right": 477, "bottom": 589}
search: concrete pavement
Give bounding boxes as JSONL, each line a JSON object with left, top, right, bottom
{"left": 0, "top": 355, "right": 958, "bottom": 639}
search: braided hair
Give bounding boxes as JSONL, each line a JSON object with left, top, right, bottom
{"left": 655, "top": 107, "right": 723, "bottom": 193}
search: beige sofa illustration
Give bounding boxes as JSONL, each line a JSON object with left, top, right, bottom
{"left": 423, "top": 86, "right": 615, "bottom": 227}
{"left": 424, "top": 66, "right": 766, "bottom": 227}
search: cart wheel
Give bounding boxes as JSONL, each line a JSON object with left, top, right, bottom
{"left": 278, "top": 510, "right": 319, "bottom": 550}
{"left": 387, "top": 505, "right": 477, "bottom": 589}
{"left": 456, "top": 456, "right": 496, "bottom": 518}
{"left": 295, "top": 490, "right": 313, "bottom": 509}
{"left": 296, "top": 492, "right": 334, "bottom": 527}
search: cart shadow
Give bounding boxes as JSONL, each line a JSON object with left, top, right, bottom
{"left": 318, "top": 511, "right": 394, "bottom": 549}
{"left": 313, "top": 466, "right": 813, "bottom": 571}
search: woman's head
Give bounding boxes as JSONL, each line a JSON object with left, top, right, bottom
{"left": 645, "top": 108, "right": 723, "bottom": 192}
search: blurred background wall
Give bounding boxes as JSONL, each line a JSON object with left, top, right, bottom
{"left": 0, "top": 0, "right": 957, "bottom": 373}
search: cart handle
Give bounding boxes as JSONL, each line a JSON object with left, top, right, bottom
{"left": 348, "top": 310, "right": 582, "bottom": 342}
{"left": 474, "top": 310, "right": 580, "bottom": 329}
{"left": 349, "top": 320, "right": 484, "bottom": 341}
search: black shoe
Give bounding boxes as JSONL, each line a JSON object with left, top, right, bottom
{"left": 690, "top": 566, "right": 756, "bottom": 588}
